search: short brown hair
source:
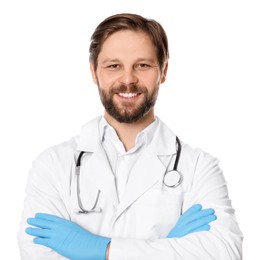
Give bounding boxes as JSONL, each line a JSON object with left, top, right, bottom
{"left": 89, "top": 13, "right": 169, "bottom": 70}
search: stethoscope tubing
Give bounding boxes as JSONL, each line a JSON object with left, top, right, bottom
{"left": 174, "top": 136, "right": 181, "bottom": 171}
{"left": 76, "top": 136, "right": 182, "bottom": 213}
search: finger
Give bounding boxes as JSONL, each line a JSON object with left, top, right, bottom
{"left": 27, "top": 217, "right": 53, "bottom": 229}
{"left": 33, "top": 237, "right": 51, "bottom": 248}
{"left": 181, "top": 204, "right": 202, "bottom": 218}
{"left": 35, "top": 213, "right": 63, "bottom": 222}
{"left": 179, "top": 221, "right": 213, "bottom": 237}
{"left": 191, "top": 224, "right": 211, "bottom": 233}
{"left": 192, "top": 214, "right": 217, "bottom": 228}
{"left": 185, "top": 208, "right": 215, "bottom": 224}
{"left": 26, "top": 227, "right": 51, "bottom": 238}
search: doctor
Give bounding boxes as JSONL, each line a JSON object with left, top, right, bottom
{"left": 18, "top": 13, "right": 242, "bottom": 259}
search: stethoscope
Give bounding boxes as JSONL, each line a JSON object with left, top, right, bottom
{"left": 75, "top": 136, "right": 182, "bottom": 214}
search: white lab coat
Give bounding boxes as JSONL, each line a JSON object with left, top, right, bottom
{"left": 18, "top": 116, "right": 243, "bottom": 259}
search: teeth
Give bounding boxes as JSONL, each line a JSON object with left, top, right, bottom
{"left": 118, "top": 93, "right": 138, "bottom": 98}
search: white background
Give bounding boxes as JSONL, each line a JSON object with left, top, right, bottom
{"left": 0, "top": 0, "right": 261, "bottom": 258}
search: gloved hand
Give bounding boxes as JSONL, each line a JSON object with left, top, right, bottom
{"left": 167, "top": 204, "right": 216, "bottom": 238}
{"left": 26, "top": 213, "right": 111, "bottom": 260}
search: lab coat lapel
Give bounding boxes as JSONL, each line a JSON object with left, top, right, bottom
{"left": 77, "top": 116, "right": 119, "bottom": 207}
{"left": 114, "top": 119, "right": 178, "bottom": 221}
{"left": 114, "top": 148, "right": 166, "bottom": 221}
{"left": 77, "top": 117, "right": 178, "bottom": 221}
{"left": 79, "top": 144, "right": 119, "bottom": 207}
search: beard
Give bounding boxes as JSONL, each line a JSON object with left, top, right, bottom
{"left": 98, "top": 84, "right": 159, "bottom": 123}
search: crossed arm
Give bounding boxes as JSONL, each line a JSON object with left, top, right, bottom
{"left": 26, "top": 204, "right": 216, "bottom": 260}
{"left": 19, "top": 147, "right": 242, "bottom": 259}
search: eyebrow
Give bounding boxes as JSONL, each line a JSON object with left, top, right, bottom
{"left": 101, "top": 59, "right": 120, "bottom": 64}
{"left": 101, "top": 58, "right": 157, "bottom": 64}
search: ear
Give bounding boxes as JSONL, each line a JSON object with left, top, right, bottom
{"left": 90, "top": 63, "right": 98, "bottom": 85}
{"left": 160, "top": 61, "right": 168, "bottom": 83}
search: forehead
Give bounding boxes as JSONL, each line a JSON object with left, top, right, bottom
{"left": 98, "top": 30, "right": 157, "bottom": 62}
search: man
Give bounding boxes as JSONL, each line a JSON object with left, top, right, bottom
{"left": 18, "top": 13, "right": 242, "bottom": 259}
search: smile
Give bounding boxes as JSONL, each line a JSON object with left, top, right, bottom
{"left": 118, "top": 93, "right": 140, "bottom": 98}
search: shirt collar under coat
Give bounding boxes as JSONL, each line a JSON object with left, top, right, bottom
{"left": 76, "top": 116, "right": 177, "bottom": 156}
{"left": 99, "top": 116, "right": 159, "bottom": 154}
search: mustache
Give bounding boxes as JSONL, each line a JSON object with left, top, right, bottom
{"left": 111, "top": 84, "right": 145, "bottom": 94}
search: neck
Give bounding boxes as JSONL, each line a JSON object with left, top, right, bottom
{"left": 104, "top": 110, "right": 155, "bottom": 151}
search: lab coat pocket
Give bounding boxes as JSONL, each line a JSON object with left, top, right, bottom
{"left": 76, "top": 174, "right": 102, "bottom": 214}
{"left": 134, "top": 183, "right": 183, "bottom": 240}
{"left": 69, "top": 173, "right": 107, "bottom": 233}
{"left": 69, "top": 163, "right": 102, "bottom": 216}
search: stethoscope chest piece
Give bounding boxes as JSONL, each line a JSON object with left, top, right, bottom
{"left": 163, "top": 136, "right": 182, "bottom": 188}
{"left": 163, "top": 170, "right": 182, "bottom": 188}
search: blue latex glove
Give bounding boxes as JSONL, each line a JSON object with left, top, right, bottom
{"left": 26, "top": 213, "right": 111, "bottom": 260}
{"left": 167, "top": 204, "right": 217, "bottom": 238}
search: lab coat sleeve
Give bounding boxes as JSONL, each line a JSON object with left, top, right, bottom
{"left": 109, "top": 151, "right": 243, "bottom": 260}
{"left": 17, "top": 148, "right": 71, "bottom": 260}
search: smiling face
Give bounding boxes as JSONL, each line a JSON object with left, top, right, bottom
{"left": 90, "top": 30, "right": 168, "bottom": 123}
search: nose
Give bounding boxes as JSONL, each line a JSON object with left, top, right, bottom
{"left": 118, "top": 67, "right": 139, "bottom": 86}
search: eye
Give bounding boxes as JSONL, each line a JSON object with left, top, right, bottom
{"left": 136, "top": 63, "right": 152, "bottom": 70}
{"left": 106, "top": 64, "right": 120, "bottom": 70}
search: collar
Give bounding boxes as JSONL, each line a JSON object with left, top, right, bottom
{"left": 99, "top": 116, "right": 159, "bottom": 154}
{"left": 76, "top": 116, "right": 177, "bottom": 156}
